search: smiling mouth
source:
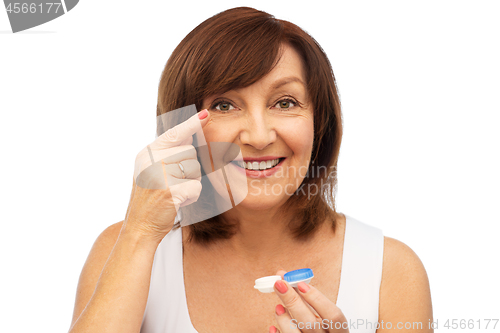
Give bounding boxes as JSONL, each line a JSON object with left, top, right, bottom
{"left": 232, "top": 158, "right": 286, "bottom": 171}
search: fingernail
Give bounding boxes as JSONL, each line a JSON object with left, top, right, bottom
{"left": 275, "top": 280, "right": 288, "bottom": 294}
{"left": 198, "top": 109, "right": 208, "bottom": 119}
{"left": 297, "top": 282, "right": 310, "bottom": 293}
{"left": 269, "top": 325, "right": 277, "bottom": 333}
{"left": 275, "top": 304, "right": 286, "bottom": 316}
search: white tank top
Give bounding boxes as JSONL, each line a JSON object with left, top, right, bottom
{"left": 140, "top": 214, "right": 384, "bottom": 333}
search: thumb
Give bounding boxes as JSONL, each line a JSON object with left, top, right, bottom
{"left": 275, "top": 270, "right": 287, "bottom": 279}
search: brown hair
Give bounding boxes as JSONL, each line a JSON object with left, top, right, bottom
{"left": 156, "top": 6, "right": 343, "bottom": 245}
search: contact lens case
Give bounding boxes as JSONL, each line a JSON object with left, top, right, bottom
{"left": 254, "top": 268, "right": 314, "bottom": 293}
{"left": 284, "top": 268, "right": 314, "bottom": 287}
{"left": 254, "top": 275, "right": 282, "bottom": 293}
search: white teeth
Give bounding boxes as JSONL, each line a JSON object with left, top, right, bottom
{"left": 238, "top": 159, "right": 282, "bottom": 170}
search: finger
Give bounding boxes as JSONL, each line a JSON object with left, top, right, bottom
{"left": 150, "top": 109, "right": 210, "bottom": 150}
{"left": 134, "top": 145, "right": 196, "bottom": 183}
{"left": 169, "top": 179, "right": 202, "bottom": 209}
{"left": 177, "top": 133, "right": 193, "bottom": 147}
{"left": 273, "top": 304, "right": 295, "bottom": 333}
{"left": 274, "top": 280, "right": 320, "bottom": 332}
{"left": 155, "top": 145, "right": 197, "bottom": 165}
{"left": 273, "top": 270, "right": 321, "bottom": 319}
{"left": 163, "top": 159, "right": 201, "bottom": 181}
{"left": 275, "top": 303, "right": 324, "bottom": 333}
{"left": 275, "top": 270, "right": 287, "bottom": 279}
{"left": 295, "top": 282, "right": 348, "bottom": 332}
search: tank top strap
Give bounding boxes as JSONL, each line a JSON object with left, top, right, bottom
{"left": 335, "top": 214, "right": 384, "bottom": 333}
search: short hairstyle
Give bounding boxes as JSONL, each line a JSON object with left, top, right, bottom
{"left": 156, "top": 6, "right": 343, "bottom": 245}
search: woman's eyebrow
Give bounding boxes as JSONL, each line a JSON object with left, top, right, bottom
{"left": 218, "top": 76, "right": 306, "bottom": 98}
{"left": 270, "top": 76, "right": 305, "bottom": 91}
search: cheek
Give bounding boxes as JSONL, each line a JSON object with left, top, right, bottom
{"left": 201, "top": 121, "right": 235, "bottom": 143}
{"left": 278, "top": 118, "right": 315, "bottom": 157}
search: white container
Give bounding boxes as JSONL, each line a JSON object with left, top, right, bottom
{"left": 254, "top": 275, "right": 282, "bottom": 293}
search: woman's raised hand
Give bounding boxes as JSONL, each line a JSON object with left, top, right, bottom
{"left": 123, "top": 109, "right": 210, "bottom": 242}
{"left": 270, "top": 270, "right": 350, "bottom": 333}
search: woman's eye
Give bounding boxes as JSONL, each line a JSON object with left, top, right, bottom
{"left": 210, "top": 98, "right": 297, "bottom": 112}
{"left": 212, "top": 101, "right": 235, "bottom": 113}
{"left": 275, "top": 99, "right": 296, "bottom": 110}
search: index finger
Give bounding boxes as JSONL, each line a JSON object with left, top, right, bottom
{"left": 274, "top": 280, "right": 319, "bottom": 324}
{"left": 150, "top": 109, "right": 210, "bottom": 150}
{"left": 295, "top": 282, "right": 348, "bottom": 331}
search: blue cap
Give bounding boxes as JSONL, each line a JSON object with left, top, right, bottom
{"left": 284, "top": 268, "right": 314, "bottom": 283}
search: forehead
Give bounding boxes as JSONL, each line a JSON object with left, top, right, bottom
{"left": 201, "top": 43, "right": 308, "bottom": 104}
{"left": 274, "top": 44, "right": 306, "bottom": 76}
{"left": 260, "top": 44, "right": 306, "bottom": 87}
{"left": 230, "top": 44, "right": 307, "bottom": 95}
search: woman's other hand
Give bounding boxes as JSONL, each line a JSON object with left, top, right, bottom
{"left": 123, "top": 109, "right": 210, "bottom": 242}
{"left": 270, "top": 270, "right": 349, "bottom": 333}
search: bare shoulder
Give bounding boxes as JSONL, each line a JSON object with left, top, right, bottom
{"left": 70, "top": 221, "right": 124, "bottom": 328}
{"left": 378, "top": 236, "right": 433, "bottom": 332}
{"left": 382, "top": 236, "right": 427, "bottom": 278}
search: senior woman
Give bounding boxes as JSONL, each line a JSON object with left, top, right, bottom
{"left": 69, "top": 7, "right": 433, "bottom": 333}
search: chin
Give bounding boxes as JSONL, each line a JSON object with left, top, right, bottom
{"left": 237, "top": 193, "right": 287, "bottom": 211}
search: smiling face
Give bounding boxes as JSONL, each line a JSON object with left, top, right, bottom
{"left": 201, "top": 43, "right": 314, "bottom": 211}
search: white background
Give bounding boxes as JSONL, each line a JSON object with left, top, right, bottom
{"left": 1, "top": 1, "right": 499, "bottom": 332}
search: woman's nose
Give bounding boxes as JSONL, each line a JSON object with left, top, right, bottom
{"left": 239, "top": 110, "right": 277, "bottom": 150}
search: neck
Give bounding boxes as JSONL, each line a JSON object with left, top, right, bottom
{"left": 222, "top": 205, "right": 295, "bottom": 261}
{"left": 182, "top": 208, "right": 342, "bottom": 279}
{"left": 209, "top": 204, "right": 336, "bottom": 265}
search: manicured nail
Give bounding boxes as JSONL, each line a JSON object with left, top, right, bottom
{"left": 198, "top": 109, "right": 208, "bottom": 119}
{"left": 275, "top": 280, "right": 288, "bottom": 294}
{"left": 297, "top": 282, "right": 310, "bottom": 293}
{"left": 269, "top": 325, "right": 277, "bottom": 333}
{"left": 275, "top": 304, "right": 286, "bottom": 316}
